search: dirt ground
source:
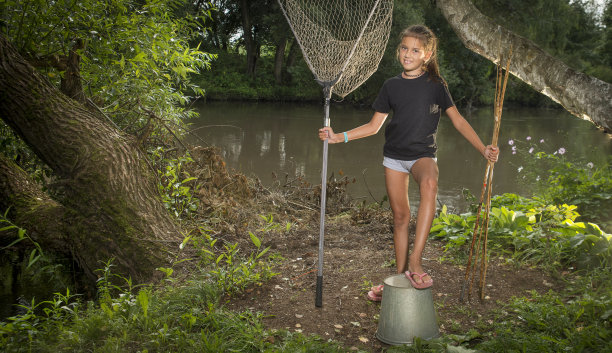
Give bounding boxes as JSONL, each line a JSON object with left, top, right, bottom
{"left": 191, "top": 147, "right": 563, "bottom": 351}
{"left": 224, "top": 212, "right": 563, "bottom": 352}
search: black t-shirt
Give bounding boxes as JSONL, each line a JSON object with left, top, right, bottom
{"left": 372, "top": 72, "right": 454, "bottom": 161}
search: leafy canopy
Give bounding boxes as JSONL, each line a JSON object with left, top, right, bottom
{"left": 0, "top": 0, "right": 215, "bottom": 140}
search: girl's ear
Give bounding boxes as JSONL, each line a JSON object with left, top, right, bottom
{"left": 424, "top": 51, "right": 433, "bottom": 63}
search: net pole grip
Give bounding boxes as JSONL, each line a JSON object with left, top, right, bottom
{"left": 315, "top": 275, "right": 323, "bottom": 307}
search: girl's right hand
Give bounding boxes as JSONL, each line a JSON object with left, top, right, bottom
{"left": 318, "top": 126, "right": 341, "bottom": 143}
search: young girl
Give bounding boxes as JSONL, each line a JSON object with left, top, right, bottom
{"left": 318, "top": 25, "right": 499, "bottom": 300}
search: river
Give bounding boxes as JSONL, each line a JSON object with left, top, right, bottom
{"left": 187, "top": 101, "right": 611, "bottom": 212}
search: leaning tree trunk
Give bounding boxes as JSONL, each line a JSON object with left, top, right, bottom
{"left": 437, "top": 0, "right": 612, "bottom": 132}
{"left": 0, "top": 34, "right": 182, "bottom": 283}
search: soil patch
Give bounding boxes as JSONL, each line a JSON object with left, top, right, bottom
{"left": 225, "top": 213, "right": 563, "bottom": 351}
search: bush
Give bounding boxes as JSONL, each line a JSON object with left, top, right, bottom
{"left": 431, "top": 195, "right": 612, "bottom": 270}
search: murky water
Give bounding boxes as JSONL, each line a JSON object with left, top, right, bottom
{"left": 188, "top": 101, "right": 611, "bottom": 212}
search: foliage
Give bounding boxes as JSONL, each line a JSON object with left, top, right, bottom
{"left": 150, "top": 147, "right": 201, "bottom": 221}
{"left": 472, "top": 0, "right": 610, "bottom": 85}
{"left": 191, "top": 226, "right": 279, "bottom": 295}
{"left": 431, "top": 195, "right": 612, "bottom": 270}
{"left": 0, "top": 211, "right": 75, "bottom": 305}
{"left": 193, "top": 50, "right": 321, "bottom": 101}
{"left": 478, "top": 287, "right": 611, "bottom": 352}
{"left": 0, "top": 0, "right": 214, "bottom": 141}
{"left": 0, "top": 223, "right": 348, "bottom": 352}
{"left": 507, "top": 136, "right": 612, "bottom": 228}
{"left": 192, "top": 0, "right": 608, "bottom": 106}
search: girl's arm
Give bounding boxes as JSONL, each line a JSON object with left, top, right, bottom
{"left": 318, "top": 111, "right": 388, "bottom": 144}
{"left": 446, "top": 106, "right": 499, "bottom": 162}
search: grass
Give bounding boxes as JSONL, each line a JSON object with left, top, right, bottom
{"left": 0, "top": 257, "right": 346, "bottom": 353}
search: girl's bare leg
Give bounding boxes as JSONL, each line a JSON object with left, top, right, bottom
{"left": 384, "top": 167, "right": 411, "bottom": 274}
{"left": 408, "top": 158, "right": 438, "bottom": 283}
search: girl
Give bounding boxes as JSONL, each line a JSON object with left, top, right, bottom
{"left": 318, "top": 25, "right": 499, "bottom": 300}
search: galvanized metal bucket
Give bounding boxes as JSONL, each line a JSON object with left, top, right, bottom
{"left": 376, "top": 274, "right": 439, "bottom": 345}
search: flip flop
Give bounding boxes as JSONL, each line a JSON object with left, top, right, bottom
{"left": 405, "top": 271, "right": 433, "bottom": 289}
{"left": 370, "top": 284, "right": 384, "bottom": 297}
{"left": 367, "top": 290, "right": 382, "bottom": 302}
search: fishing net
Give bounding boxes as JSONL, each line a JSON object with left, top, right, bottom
{"left": 278, "top": 0, "right": 393, "bottom": 307}
{"left": 278, "top": 0, "right": 393, "bottom": 98}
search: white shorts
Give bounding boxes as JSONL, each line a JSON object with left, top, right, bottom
{"left": 383, "top": 156, "right": 436, "bottom": 174}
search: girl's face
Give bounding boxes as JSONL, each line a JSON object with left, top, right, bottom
{"left": 398, "top": 36, "right": 431, "bottom": 74}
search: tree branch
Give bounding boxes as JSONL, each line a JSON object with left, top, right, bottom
{"left": 437, "top": 0, "right": 612, "bottom": 132}
{"left": 0, "top": 153, "right": 67, "bottom": 252}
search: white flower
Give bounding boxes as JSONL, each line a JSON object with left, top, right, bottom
{"left": 558, "top": 147, "right": 566, "bottom": 155}
{"left": 508, "top": 139, "right": 514, "bottom": 145}
{"left": 529, "top": 147, "right": 534, "bottom": 154}
{"left": 526, "top": 136, "right": 532, "bottom": 141}
{"left": 517, "top": 166, "right": 523, "bottom": 173}
{"left": 587, "top": 162, "right": 594, "bottom": 168}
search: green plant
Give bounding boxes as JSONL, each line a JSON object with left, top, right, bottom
{"left": 187, "top": 226, "right": 279, "bottom": 295}
{"left": 508, "top": 137, "right": 612, "bottom": 228}
{"left": 0, "top": 210, "right": 44, "bottom": 271}
{"left": 431, "top": 195, "right": 611, "bottom": 270}
{"left": 207, "top": 232, "right": 277, "bottom": 295}
{"left": 477, "top": 289, "right": 612, "bottom": 352}
{"left": 151, "top": 148, "right": 200, "bottom": 220}
{"left": 430, "top": 205, "right": 476, "bottom": 261}
{"left": 258, "top": 213, "right": 292, "bottom": 233}
{"left": 554, "top": 220, "right": 612, "bottom": 269}
{"left": 0, "top": 289, "right": 80, "bottom": 349}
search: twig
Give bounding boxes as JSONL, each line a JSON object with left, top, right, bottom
{"left": 361, "top": 168, "right": 379, "bottom": 204}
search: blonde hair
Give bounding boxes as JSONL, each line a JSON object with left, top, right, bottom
{"left": 396, "top": 25, "right": 443, "bottom": 83}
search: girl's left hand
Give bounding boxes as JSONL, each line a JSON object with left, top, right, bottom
{"left": 483, "top": 145, "right": 499, "bottom": 162}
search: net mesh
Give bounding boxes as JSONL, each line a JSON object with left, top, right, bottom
{"left": 278, "top": 0, "right": 393, "bottom": 98}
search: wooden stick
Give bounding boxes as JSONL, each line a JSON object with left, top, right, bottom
{"left": 460, "top": 46, "right": 512, "bottom": 302}
{"left": 460, "top": 164, "right": 490, "bottom": 302}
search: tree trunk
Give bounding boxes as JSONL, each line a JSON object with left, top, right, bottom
{"left": 437, "top": 0, "right": 612, "bottom": 132}
{"left": 0, "top": 34, "right": 181, "bottom": 283}
{"left": 240, "top": 0, "right": 257, "bottom": 76}
{"left": 274, "top": 37, "right": 287, "bottom": 84}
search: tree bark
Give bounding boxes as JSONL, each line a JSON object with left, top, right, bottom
{"left": 240, "top": 0, "right": 257, "bottom": 76}
{"left": 0, "top": 153, "right": 67, "bottom": 251}
{"left": 274, "top": 37, "right": 287, "bottom": 84}
{"left": 0, "top": 34, "right": 182, "bottom": 283}
{"left": 59, "top": 39, "right": 86, "bottom": 104}
{"left": 437, "top": 0, "right": 612, "bottom": 132}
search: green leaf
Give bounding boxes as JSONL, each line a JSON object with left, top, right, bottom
{"left": 26, "top": 250, "right": 41, "bottom": 270}
{"left": 249, "top": 232, "right": 261, "bottom": 248}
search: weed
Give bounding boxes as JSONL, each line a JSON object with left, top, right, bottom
{"left": 150, "top": 147, "right": 200, "bottom": 220}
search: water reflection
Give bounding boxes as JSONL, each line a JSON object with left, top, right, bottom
{"left": 188, "top": 101, "right": 611, "bottom": 212}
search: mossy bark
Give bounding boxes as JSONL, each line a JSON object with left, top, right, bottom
{"left": 0, "top": 34, "right": 181, "bottom": 283}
